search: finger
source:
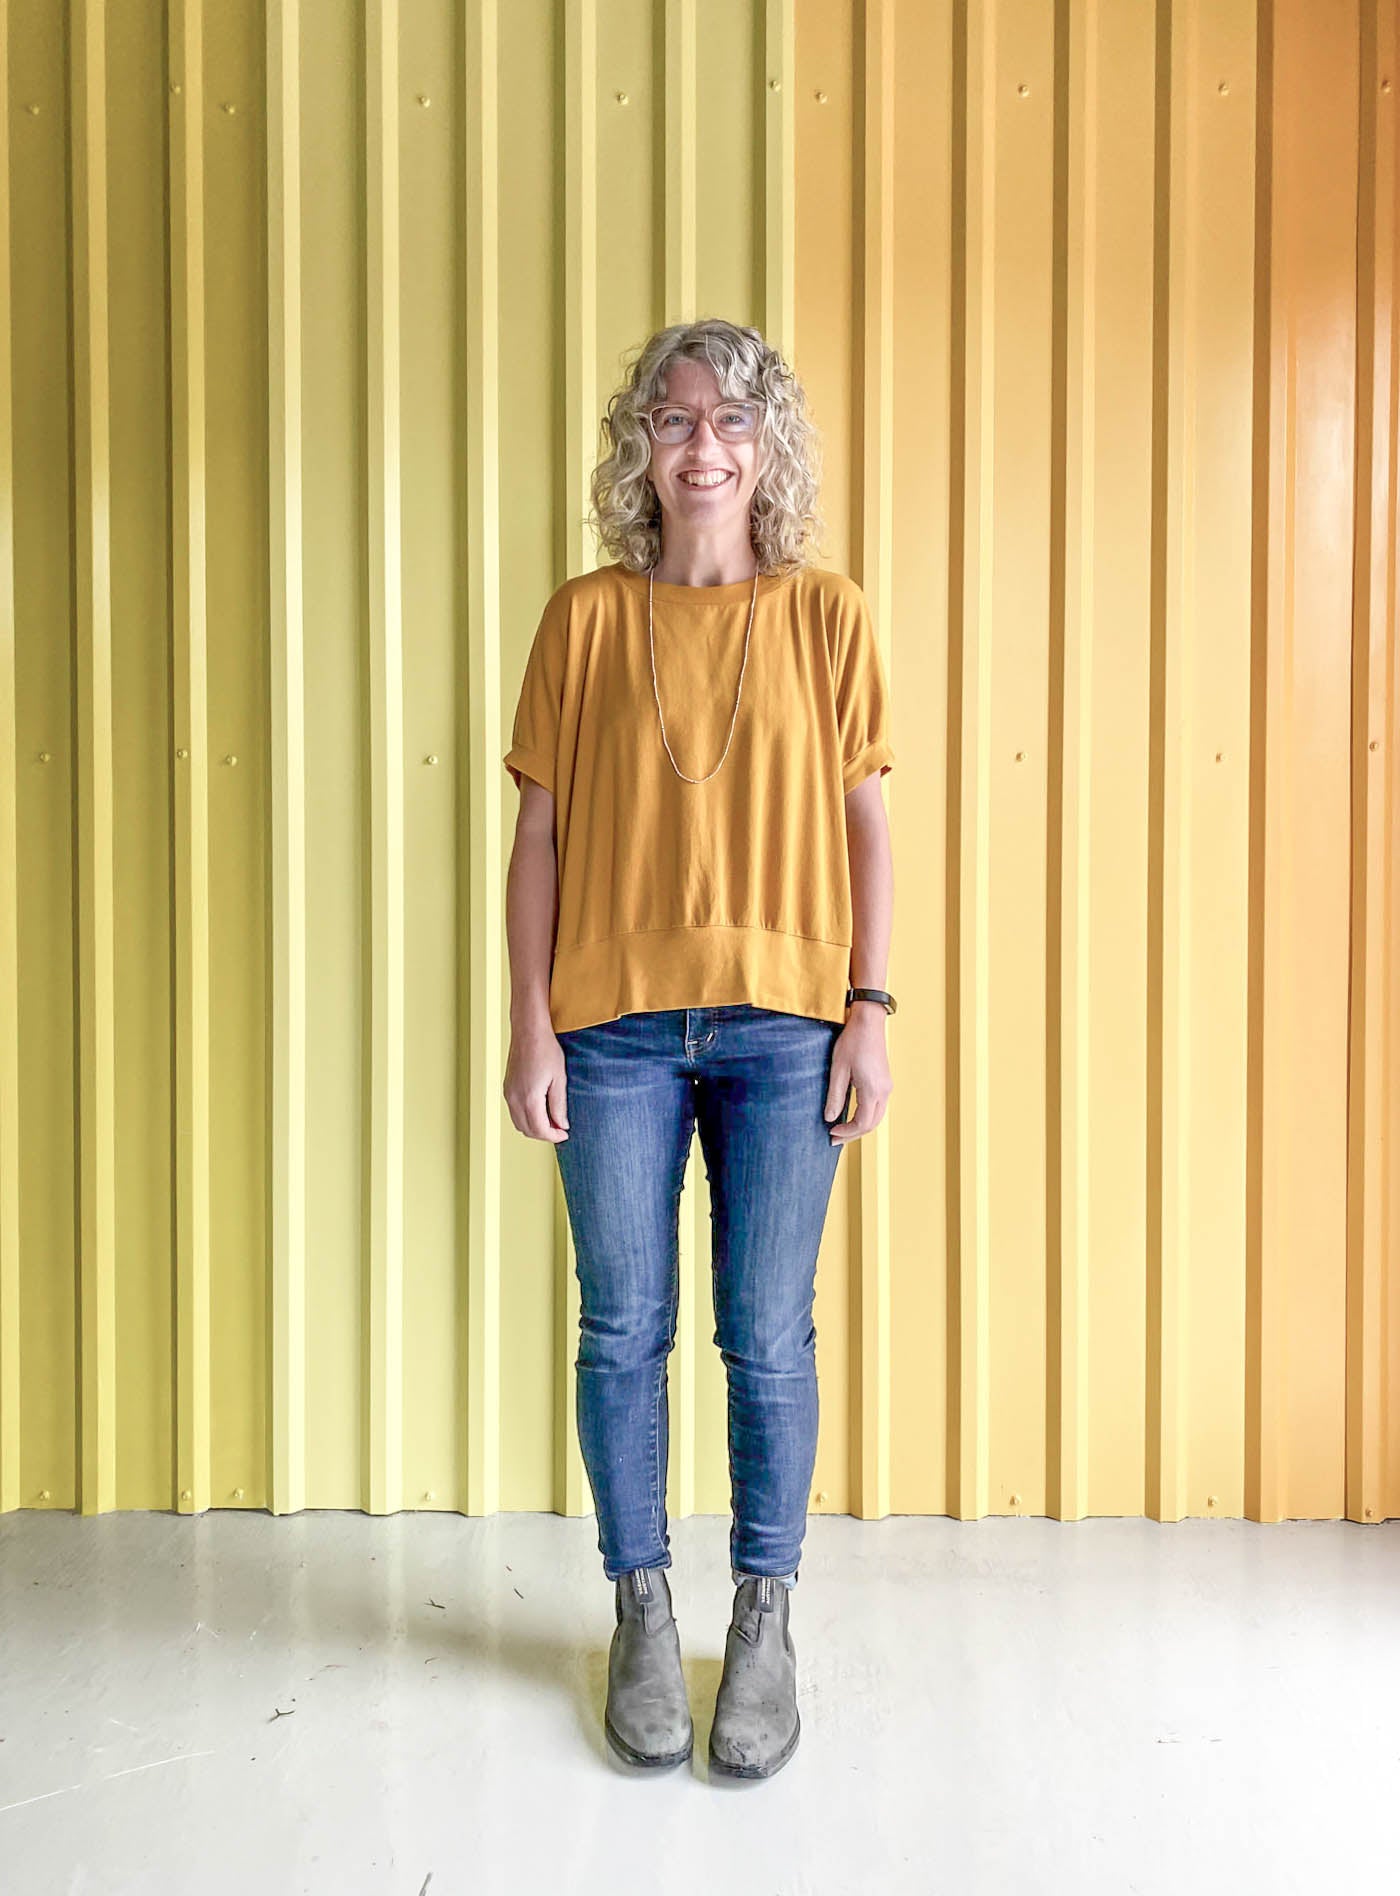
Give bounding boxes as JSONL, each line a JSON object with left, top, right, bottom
{"left": 823, "top": 1074, "right": 851, "bottom": 1124}
{"left": 524, "top": 1082, "right": 569, "bottom": 1143}
{"left": 526, "top": 1107, "right": 568, "bottom": 1143}
{"left": 549, "top": 1074, "right": 569, "bottom": 1132}
{"left": 831, "top": 1089, "right": 891, "bottom": 1140}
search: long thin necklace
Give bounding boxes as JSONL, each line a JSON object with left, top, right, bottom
{"left": 648, "top": 564, "right": 759, "bottom": 784}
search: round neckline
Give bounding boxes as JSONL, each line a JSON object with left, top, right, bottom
{"left": 612, "top": 561, "right": 801, "bottom": 604}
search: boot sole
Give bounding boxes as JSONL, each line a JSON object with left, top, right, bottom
{"left": 604, "top": 1712, "right": 694, "bottom": 1770}
{"left": 707, "top": 1708, "right": 801, "bottom": 1780}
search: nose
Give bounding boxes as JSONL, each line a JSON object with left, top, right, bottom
{"left": 687, "top": 414, "right": 726, "bottom": 451}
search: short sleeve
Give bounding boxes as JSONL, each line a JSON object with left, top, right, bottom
{"left": 835, "top": 585, "right": 895, "bottom": 795}
{"left": 504, "top": 590, "right": 568, "bottom": 794}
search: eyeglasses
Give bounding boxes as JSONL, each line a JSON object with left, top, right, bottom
{"left": 644, "top": 400, "right": 763, "bottom": 445}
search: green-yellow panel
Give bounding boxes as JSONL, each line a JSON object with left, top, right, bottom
{"left": 497, "top": 0, "right": 574, "bottom": 1515}
{"left": 13, "top": 0, "right": 77, "bottom": 1513}
{"left": 0, "top": 0, "right": 16, "bottom": 1514}
{"left": 694, "top": 0, "right": 761, "bottom": 324}
{"left": 108, "top": 0, "right": 177, "bottom": 1510}
{"left": 596, "top": 0, "right": 657, "bottom": 360}
{"left": 400, "top": 0, "right": 468, "bottom": 1513}
{"left": 204, "top": 1, "right": 266, "bottom": 1510}
{"left": 267, "top": 0, "right": 308, "bottom": 1517}
{"left": 301, "top": 0, "right": 366, "bottom": 1509}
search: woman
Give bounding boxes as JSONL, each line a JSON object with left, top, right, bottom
{"left": 502, "top": 319, "right": 896, "bottom": 1779}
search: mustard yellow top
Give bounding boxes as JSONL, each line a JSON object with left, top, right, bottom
{"left": 504, "top": 560, "right": 894, "bottom": 1034}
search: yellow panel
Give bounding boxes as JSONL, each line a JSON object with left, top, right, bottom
{"left": 854, "top": 0, "right": 895, "bottom": 1525}
{"left": 1, "top": 0, "right": 1395, "bottom": 1534}
{"left": 1160, "top": 0, "right": 1258, "bottom": 1525}
{"left": 1257, "top": 0, "right": 1360, "bottom": 1522}
{"left": 1350, "top": 0, "right": 1400, "bottom": 1528}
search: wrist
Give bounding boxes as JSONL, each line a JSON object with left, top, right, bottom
{"left": 510, "top": 998, "right": 556, "bottom": 1036}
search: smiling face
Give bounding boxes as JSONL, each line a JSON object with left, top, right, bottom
{"left": 645, "top": 357, "right": 763, "bottom": 534}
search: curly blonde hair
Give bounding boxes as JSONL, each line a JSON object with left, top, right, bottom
{"left": 585, "top": 319, "right": 827, "bottom": 577}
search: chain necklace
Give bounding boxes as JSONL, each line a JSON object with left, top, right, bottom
{"left": 648, "top": 563, "right": 759, "bottom": 784}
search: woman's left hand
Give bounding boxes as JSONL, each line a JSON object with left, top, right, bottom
{"left": 824, "top": 1010, "right": 893, "bottom": 1143}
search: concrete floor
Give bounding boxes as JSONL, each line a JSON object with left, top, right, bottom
{"left": 1, "top": 1507, "right": 1395, "bottom": 1895}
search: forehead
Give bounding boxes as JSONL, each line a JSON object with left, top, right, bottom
{"left": 657, "top": 357, "right": 730, "bottom": 402}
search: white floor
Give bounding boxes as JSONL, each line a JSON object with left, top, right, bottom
{"left": 1, "top": 1506, "right": 1395, "bottom": 1894}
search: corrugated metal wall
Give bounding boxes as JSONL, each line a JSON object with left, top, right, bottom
{"left": 1, "top": 0, "right": 1396, "bottom": 1527}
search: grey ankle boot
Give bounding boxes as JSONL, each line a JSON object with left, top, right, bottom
{"left": 708, "top": 1575, "right": 800, "bottom": 1779}
{"left": 604, "top": 1566, "right": 694, "bottom": 1768}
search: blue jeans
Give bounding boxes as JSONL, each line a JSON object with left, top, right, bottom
{"left": 553, "top": 1004, "right": 848, "bottom": 1590}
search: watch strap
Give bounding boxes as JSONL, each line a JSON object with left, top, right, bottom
{"left": 846, "top": 986, "right": 896, "bottom": 1015}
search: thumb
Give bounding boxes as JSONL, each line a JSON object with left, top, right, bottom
{"left": 824, "top": 1078, "right": 846, "bottom": 1122}
{"left": 550, "top": 1074, "right": 569, "bottom": 1130}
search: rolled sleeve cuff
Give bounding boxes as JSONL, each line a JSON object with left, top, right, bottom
{"left": 841, "top": 739, "right": 894, "bottom": 796}
{"left": 504, "top": 746, "right": 554, "bottom": 794}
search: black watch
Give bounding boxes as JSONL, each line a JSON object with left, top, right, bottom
{"left": 846, "top": 986, "right": 896, "bottom": 1015}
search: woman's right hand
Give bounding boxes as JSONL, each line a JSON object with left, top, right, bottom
{"left": 503, "top": 1023, "right": 570, "bottom": 1142}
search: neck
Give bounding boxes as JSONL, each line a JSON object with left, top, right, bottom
{"left": 651, "top": 524, "right": 758, "bottom": 587}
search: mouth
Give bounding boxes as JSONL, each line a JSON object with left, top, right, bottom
{"left": 676, "top": 469, "right": 734, "bottom": 490}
